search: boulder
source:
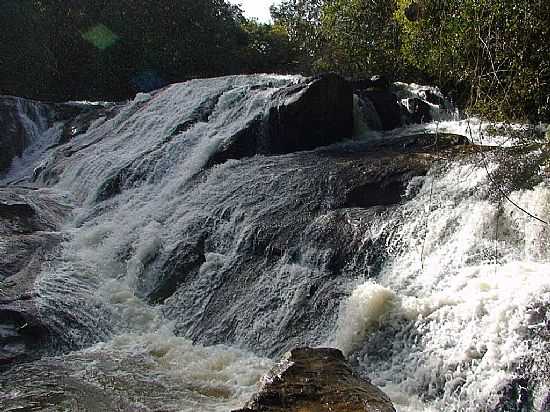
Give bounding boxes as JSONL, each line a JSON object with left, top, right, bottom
{"left": 351, "top": 75, "right": 391, "bottom": 91}
{"left": 403, "top": 97, "right": 432, "bottom": 124}
{"left": 418, "top": 89, "right": 446, "bottom": 107}
{"left": 53, "top": 101, "right": 123, "bottom": 147}
{"left": 234, "top": 347, "right": 395, "bottom": 412}
{"left": 357, "top": 90, "right": 407, "bottom": 130}
{"left": 209, "top": 74, "right": 353, "bottom": 165}
{"left": 263, "top": 73, "right": 353, "bottom": 154}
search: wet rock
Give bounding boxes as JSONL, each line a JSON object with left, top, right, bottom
{"left": 356, "top": 90, "right": 407, "bottom": 131}
{"left": 161, "top": 136, "right": 473, "bottom": 356}
{"left": 147, "top": 237, "right": 207, "bottom": 304}
{"left": 54, "top": 102, "right": 121, "bottom": 146}
{"left": 264, "top": 73, "right": 353, "bottom": 154}
{"left": 234, "top": 347, "right": 395, "bottom": 412}
{"left": 0, "top": 96, "right": 53, "bottom": 174}
{"left": 344, "top": 179, "right": 409, "bottom": 208}
{"left": 351, "top": 75, "right": 391, "bottom": 91}
{"left": 0, "top": 187, "right": 69, "bottom": 366}
{"left": 210, "top": 74, "right": 353, "bottom": 165}
{"left": 418, "top": 89, "right": 446, "bottom": 107}
{"left": 403, "top": 97, "right": 432, "bottom": 124}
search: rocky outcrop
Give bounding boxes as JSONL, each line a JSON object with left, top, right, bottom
{"left": 234, "top": 347, "right": 395, "bottom": 412}
{"left": 0, "top": 95, "right": 116, "bottom": 183}
{"left": 403, "top": 97, "right": 432, "bottom": 124}
{"left": 351, "top": 75, "right": 391, "bottom": 91}
{"left": 0, "top": 96, "right": 52, "bottom": 175}
{"left": 352, "top": 79, "right": 456, "bottom": 131}
{"left": 0, "top": 188, "right": 70, "bottom": 366}
{"left": 53, "top": 101, "right": 122, "bottom": 146}
{"left": 264, "top": 73, "right": 353, "bottom": 154}
{"left": 356, "top": 90, "right": 407, "bottom": 131}
{"left": 209, "top": 74, "right": 353, "bottom": 165}
{"left": 157, "top": 133, "right": 472, "bottom": 356}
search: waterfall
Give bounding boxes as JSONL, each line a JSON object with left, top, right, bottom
{"left": 1, "top": 75, "right": 548, "bottom": 412}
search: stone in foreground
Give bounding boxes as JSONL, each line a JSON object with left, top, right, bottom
{"left": 234, "top": 347, "right": 395, "bottom": 412}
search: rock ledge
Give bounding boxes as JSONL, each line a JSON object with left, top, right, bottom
{"left": 234, "top": 347, "right": 395, "bottom": 412}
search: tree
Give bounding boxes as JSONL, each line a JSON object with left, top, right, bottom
{"left": 395, "top": 0, "right": 550, "bottom": 122}
{"left": 318, "top": 0, "right": 400, "bottom": 77}
{"left": 270, "top": 0, "right": 324, "bottom": 72}
{"left": 239, "top": 20, "right": 300, "bottom": 74}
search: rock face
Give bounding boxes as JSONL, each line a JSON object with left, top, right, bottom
{"left": 403, "top": 97, "right": 432, "bottom": 124}
{"left": 234, "top": 347, "right": 395, "bottom": 412}
{"left": 264, "top": 73, "right": 353, "bottom": 154}
{"left": 0, "top": 96, "right": 52, "bottom": 174}
{"left": 357, "top": 90, "right": 407, "bottom": 131}
{"left": 352, "top": 80, "right": 455, "bottom": 131}
{"left": 54, "top": 101, "right": 121, "bottom": 146}
{"left": 150, "top": 133, "right": 471, "bottom": 356}
{"left": 210, "top": 74, "right": 353, "bottom": 165}
{"left": 0, "top": 188, "right": 70, "bottom": 366}
{"left": 0, "top": 95, "right": 115, "bottom": 184}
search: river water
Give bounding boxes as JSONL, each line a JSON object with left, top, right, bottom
{"left": 1, "top": 75, "right": 548, "bottom": 412}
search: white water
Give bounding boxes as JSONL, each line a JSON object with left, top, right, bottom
{"left": 2, "top": 76, "right": 548, "bottom": 411}
{"left": 3, "top": 75, "right": 300, "bottom": 411}
{"left": 0, "top": 98, "right": 62, "bottom": 185}
{"left": 331, "top": 164, "right": 550, "bottom": 411}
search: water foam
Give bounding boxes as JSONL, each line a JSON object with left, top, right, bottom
{"left": 331, "top": 164, "right": 550, "bottom": 411}
{"left": 4, "top": 76, "right": 548, "bottom": 411}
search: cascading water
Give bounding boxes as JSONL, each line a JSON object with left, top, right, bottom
{"left": 0, "top": 75, "right": 548, "bottom": 412}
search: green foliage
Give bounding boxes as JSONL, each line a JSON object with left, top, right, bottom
{"left": 2, "top": 0, "right": 548, "bottom": 124}
{"left": 239, "top": 21, "right": 300, "bottom": 74}
{"left": 317, "top": 0, "right": 400, "bottom": 77}
{"left": 270, "top": 0, "right": 324, "bottom": 72}
{"left": 0, "top": 0, "right": 295, "bottom": 101}
{"left": 272, "top": 0, "right": 549, "bottom": 122}
{"left": 395, "top": 0, "right": 550, "bottom": 122}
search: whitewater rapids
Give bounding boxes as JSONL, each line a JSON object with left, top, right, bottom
{"left": 0, "top": 75, "right": 548, "bottom": 412}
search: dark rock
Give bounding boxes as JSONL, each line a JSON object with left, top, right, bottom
{"left": 56, "top": 103, "right": 119, "bottom": 146}
{"left": 354, "top": 93, "right": 384, "bottom": 131}
{"left": 233, "top": 347, "right": 395, "bottom": 412}
{"left": 0, "top": 187, "right": 69, "bottom": 366}
{"left": 161, "top": 137, "right": 473, "bottom": 356}
{"left": 147, "top": 238, "right": 207, "bottom": 304}
{"left": 358, "top": 90, "right": 407, "bottom": 130}
{"left": 418, "top": 89, "right": 446, "bottom": 107}
{"left": 210, "top": 74, "right": 353, "bottom": 165}
{"left": 351, "top": 75, "right": 391, "bottom": 91}
{"left": 265, "top": 73, "right": 353, "bottom": 154}
{"left": 0, "top": 96, "right": 53, "bottom": 175}
{"left": 344, "top": 179, "right": 408, "bottom": 208}
{"left": 404, "top": 97, "right": 432, "bottom": 124}
{"left": 369, "top": 74, "right": 391, "bottom": 90}
{"left": 400, "top": 133, "right": 470, "bottom": 150}
{"left": 208, "top": 118, "right": 264, "bottom": 167}
{"left": 351, "top": 78, "right": 376, "bottom": 91}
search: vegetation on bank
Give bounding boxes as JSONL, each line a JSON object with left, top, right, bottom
{"left": 271, "top": 0, "right": 549, "bottom": 123}
{"left": 1, "top": 0, "right": 548, "bottom": 123}
{"left": 1, "top": 0, "right": 298, "bottom": 101}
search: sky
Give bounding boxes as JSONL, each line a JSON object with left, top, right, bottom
{"left": 229, "top": 0, "right": 281, "bottom": 22}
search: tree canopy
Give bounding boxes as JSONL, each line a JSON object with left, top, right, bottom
{"left": 271, "top": 0, "right": 550, "bottom": 122}
{"left": 1, "top": 0, "right": 548, "bottom": 122}
{"left": 0, "top": 0, "right": 297, "bottom": 101}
